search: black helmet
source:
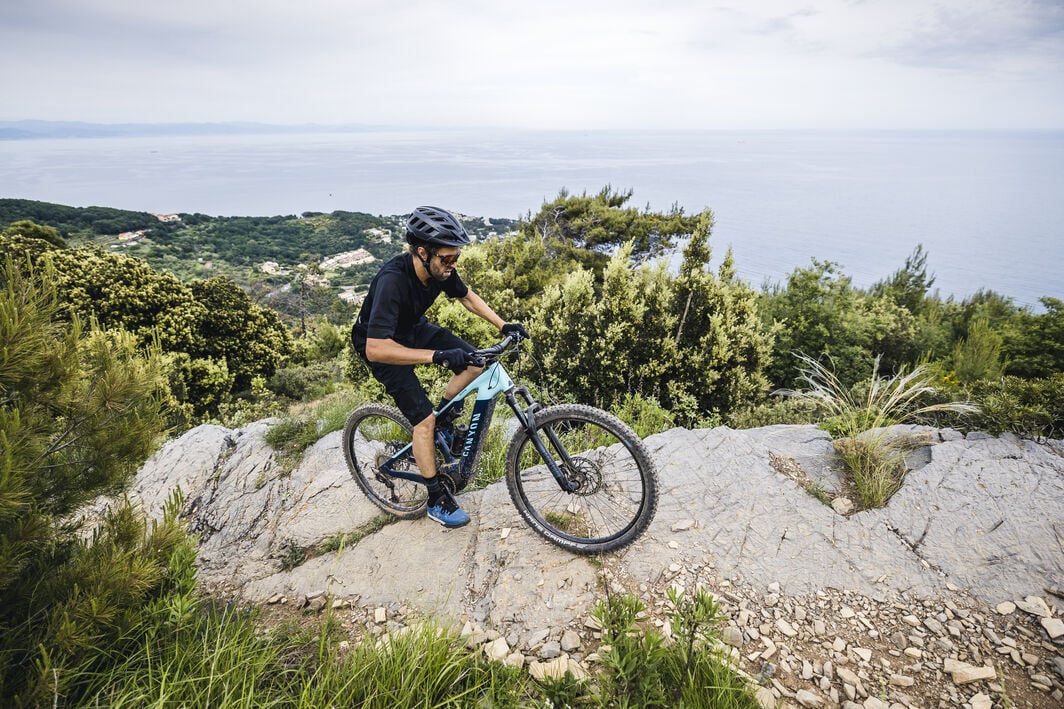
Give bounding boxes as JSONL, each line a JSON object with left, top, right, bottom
{"left": 405, "top": 206, "right": 471, "bottom": 248}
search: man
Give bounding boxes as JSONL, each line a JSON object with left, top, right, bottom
{"left": 352, "top": 206, "right": 528, "bottom": 528}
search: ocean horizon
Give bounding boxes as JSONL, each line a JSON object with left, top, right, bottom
{"left": 1, "top": 127, "right": 1060, "bottom": 310}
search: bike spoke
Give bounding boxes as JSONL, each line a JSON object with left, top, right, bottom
{"left": 508, "top": 407, "right": 657, "bottom": 551}
{"left": 344, "top": 405, "right": 428, "bottom": 518}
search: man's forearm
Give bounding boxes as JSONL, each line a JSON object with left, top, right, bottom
{"left": 461, "top": 290, "right": 505, "bottom": 331}
{"left": 365, "top": 338, "right": 435, "bottom": 365}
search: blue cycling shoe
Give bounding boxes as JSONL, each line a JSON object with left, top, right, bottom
{"left": 427, "top": 492, "right": 470, "bottom": 528}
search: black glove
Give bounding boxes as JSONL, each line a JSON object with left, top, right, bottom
{"left": 433, "top": 348, "right": 475, "bottom": 374}
{"left": 501, "top": 322, "right": 529, "bottom": 341}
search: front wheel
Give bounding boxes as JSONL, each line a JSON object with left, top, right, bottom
{"left": 505, "top": 404, "right": 658, "bottom": 554}
{"left": 343, "top": 403, "right": 427, "bottom": 519}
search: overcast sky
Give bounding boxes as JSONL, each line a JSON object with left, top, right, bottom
{"left": 2, "top": 0, "right": 1063, "bottom": 130}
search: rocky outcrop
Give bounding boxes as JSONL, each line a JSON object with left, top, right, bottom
{"left": 114, "top": 421, "right": 1064, "bottom": 707}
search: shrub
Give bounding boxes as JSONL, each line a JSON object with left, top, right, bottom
{"left": 611, "top": 392, "right": 677, "bottom": 438}
{"left": 966, "top": 374, "right": 1064, "bottom": 441}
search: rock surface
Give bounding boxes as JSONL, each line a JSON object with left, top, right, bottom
{"left": 110, "top": 422, "right": 1064, "bottom": 707}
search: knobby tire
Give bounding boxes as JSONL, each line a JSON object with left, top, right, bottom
{"left": 342, "top": 403, "right": 428, "bottom": 519}
{"left": 505, "top": 404, "right": 659, "bottom": 554}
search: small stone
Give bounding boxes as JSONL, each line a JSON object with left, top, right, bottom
{"left": 944, "top": 658, "right": 996, "bottom": 684}
{"left": 722, "top": 626, "right": 744, "bottom": 648}
{"left": 795, "top": 688, "right": 823, "bottom": 707}
{"left": 539, "top": 641, "right": 561, "bottom": 659}
{"left": 840, "top": 606, "right": 856, "bottom": 619}
{"left": 853, "top": 647, "right": 872, "bottom": 663}
{"left": 529, "top": 655, "right": 568, "bottom": 682}
{"left": 374, "top": 607, "right": 387, "bottom": 623}
{"left": 1016, "top": 595, "right": 1052, "bottom": 618}
{"left": 837, "top": 667, "right": 860, "bottom": 686}
{"left": 671, "top": 519, "right": 696, "bottom": 532}
{"left": 485, "top": 637, "right": 510, "bottom": 662}
{"left": 813, "top": 619, "right": 827, "bottom": 636}
{"left": 504, "top": 652, "right": 524, "bottom": 668}
{"left": 776, "top": 619, "right": 798, "bottom": 637}
{"left": 923, "top": 617, "right": 944, "bottom": 634}
{"left": 1040, "top": 616, "right": 1064, "bottom": 639}
{"left": 1052, "top": 656, "right": 1064, "bottom": 680}
{"left": 995, "top": 601, "right": 1016, "bottom": 615}
{"left": 499, "top": 527, "right": 510, "bottom": 540}
{"left": 903, "top": 647, "right": 922, "bottom": 659}
{"left": 560, "top": 629, "right": 582, "bottom": 652}
{"left": 969, "top": 693, "right": 992, "bottom": 709}
{"left": 831, "top": 496, "right": 853, "bottom": 515}
{"left": 526, "top": 628, "right": 550, "bottom": 648}
{"left": 902, "top": 615, "right": 921, "bottom": 627}
{"left": 267, "top": 593, "right": 284, "bottom": 604}
{"left": 862, "top": 699, "right": 888, "bottom": 709}
{"left": 754, "top": 686, "right": 776, "bottom": 709}
{"left": 889, "top": 674, "right": 914, "bottom": 687}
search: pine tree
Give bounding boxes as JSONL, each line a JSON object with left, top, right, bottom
{"left": 0, "top": 257, "right": 186, "bottom": 704}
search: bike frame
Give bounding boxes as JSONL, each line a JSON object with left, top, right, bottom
{"left": 379, "top": 353, "right": 577, "bottom": 492}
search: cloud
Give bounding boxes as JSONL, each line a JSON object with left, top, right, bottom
{"left": 0, "top": 0, "right": 1061, "bottom": 128}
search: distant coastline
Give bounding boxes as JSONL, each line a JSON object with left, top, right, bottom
{"left": 4, "top": 120, "right": 1061, "bottom": 142}
{"left": 3, "top": 127, "right": 1060, "bottom": 310}
{"left": 0, "top": 120, "right": 393, "bottom": 141}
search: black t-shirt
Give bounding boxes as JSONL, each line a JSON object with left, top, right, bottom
{"left": 352, "top": 253, "right": 468, "bottom": 353}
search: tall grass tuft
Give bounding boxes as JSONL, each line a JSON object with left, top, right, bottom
{"left": 264, "top": 389, "right": 365, "bottom": 467}
{"left": 780, "top": 354, "right": 978, "bottom": 508}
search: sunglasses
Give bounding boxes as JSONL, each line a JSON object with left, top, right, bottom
{"left": 434, "top": 251, "right": 460, "bottom": 266}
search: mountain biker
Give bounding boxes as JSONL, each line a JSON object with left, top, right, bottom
{"left": 351, "top": 206, "right": 528, "bottom": 528}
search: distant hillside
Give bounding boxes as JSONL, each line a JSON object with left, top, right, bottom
{"left": 0, "top": 198, "right": 518, "bottom": 322}
{"left": 0, "top": 120, "right": 387, "bottom": 140}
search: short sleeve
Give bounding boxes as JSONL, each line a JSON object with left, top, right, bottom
{"left": 365, "top": 272, "right": 404, "bottom": 340}
{"left": 444, "top": 270, "right": 469, "bottom": 299}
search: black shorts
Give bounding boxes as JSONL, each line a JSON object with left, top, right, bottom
{"left": 364, "top": 322, "right": 474, "bottom": 426}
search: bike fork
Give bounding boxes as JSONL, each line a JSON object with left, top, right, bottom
{"left": 505, "top": 389, "right": 578, "bottom": 493}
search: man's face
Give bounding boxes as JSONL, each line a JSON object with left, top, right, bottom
{"left": 425, "top": 247, "right": 461, "bottom": 281}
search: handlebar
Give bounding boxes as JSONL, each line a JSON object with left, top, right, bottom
{"left": 472, "top": 334, "right": 519, "bottom": 365}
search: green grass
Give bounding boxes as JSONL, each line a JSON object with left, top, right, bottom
{"left": 63, "top": 577, "right": 759, "bottom": 708}
{"left": 781, "top": 354, "right": 978, "bottom": 508}
{"left": 263, "top": 389, "right": 365, "bottom": 468}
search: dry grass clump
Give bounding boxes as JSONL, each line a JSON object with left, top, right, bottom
{"left": 780, "top": 354, "right": 978, "bottom": 508}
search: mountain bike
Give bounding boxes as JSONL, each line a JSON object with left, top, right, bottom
{"left": 342, "top": 335, "right": 658, "bottom": 554}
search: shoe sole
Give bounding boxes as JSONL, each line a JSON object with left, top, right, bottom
{"left": 427, "top": 512, "right": 470, "bottom": 529}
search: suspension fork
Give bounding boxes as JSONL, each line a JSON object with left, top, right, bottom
{"left": 505, "top": 388, "right": 579, "bottom": 493}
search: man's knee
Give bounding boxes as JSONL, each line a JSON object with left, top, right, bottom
{"left": 414, "top": 412, "right": 436, "bottom": 433}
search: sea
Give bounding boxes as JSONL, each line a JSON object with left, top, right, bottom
{"left": 1, "top": 129, "right": 1061, "bottom": 310}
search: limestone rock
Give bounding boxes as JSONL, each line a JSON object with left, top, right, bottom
{"left": 1016, "top": 595, "right": 1052, "bottom": 618}
{"left": 944, "top": 658, "right": 995, "bottom": 684}
{"left": 1041, "top": 616, "right": 1064, "bottom": 639}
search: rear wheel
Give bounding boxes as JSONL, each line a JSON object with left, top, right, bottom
{"left": 505, "top": 404, "right": 658, "bottom": 554}
{"left": 342, "top": 404, "right": 427, "bottom": 519}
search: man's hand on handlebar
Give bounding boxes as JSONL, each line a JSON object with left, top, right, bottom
{"left": 501, "top": 322, "right": 529, "bottom": 342}
{"left": 433, "top": 348, "right": 484, "bottom": 374}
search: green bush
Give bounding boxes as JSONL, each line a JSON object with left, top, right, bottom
{"left": 268, "top": 358, "right": 344, "bottom": 401}
{"left": 965, "top": 374, "right": 1064, "bottom": 440}
{"left": 611, "top": 392, "right": 677, "bottom": 438}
